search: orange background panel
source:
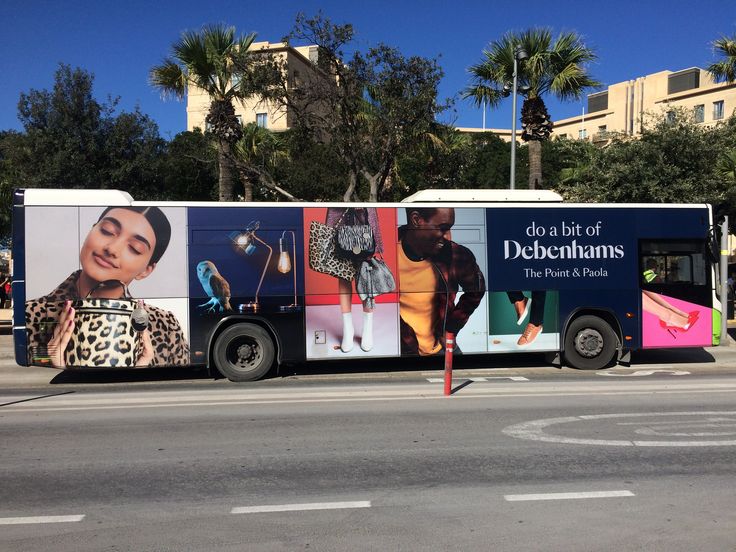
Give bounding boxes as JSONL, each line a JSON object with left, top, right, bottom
{"left": 303, "top": 207, "right": 399, "bottom": 306}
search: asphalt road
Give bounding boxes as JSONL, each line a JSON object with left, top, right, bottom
{"left": 2, "top": 374, "right": 736, "bottom": 551}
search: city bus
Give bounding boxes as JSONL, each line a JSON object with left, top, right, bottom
{"left": 11, "top": 188, "right": 721, "bottom": 381}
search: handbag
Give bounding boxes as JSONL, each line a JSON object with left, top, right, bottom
{"left": 64, "top": 280, "right": 142, "bottom": 368}
{"left": 308, "top": 220, "right": 356, "bottom": 281}
{"left": 335, "top": 209, "right": 375, "bottom": 262}
{"left": 356, "top": 256, "right": 396, "bottom": 309}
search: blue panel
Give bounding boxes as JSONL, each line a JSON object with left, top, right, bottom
{"left": 11, "top": 190, "right": 26, "bottom": 365}
{"left": 486, "top": 207, "right": 709, "bottom": 292}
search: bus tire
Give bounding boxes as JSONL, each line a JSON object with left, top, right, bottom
{"left": 564, "top": 315, "right": 617, "bottom": 370}
{"left": 212, "top": 323, "right": 275, "bottom": 382}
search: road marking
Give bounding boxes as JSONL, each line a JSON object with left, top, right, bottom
{"left": 0, "top": 515, "right": 85, "bottom": 525}
{"left": 598, "top": 369, "right": 690, "bottom": 377}
{"left": 504, "top": 490, "right": 634, "bottom": 502}
{"left": 231, "top": 501, "right": 371, "bottom": 514}
{"left": 503, "top": 411, "right": 736, "bottom": 447}
{"left": 2, "top": 382, "right": 736, "bottom": 412}
{"left": 426, "top": 376, "right": 529, "bottom": 383}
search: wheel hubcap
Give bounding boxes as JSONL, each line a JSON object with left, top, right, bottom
{"left": 575, "top": 328, "right": 604, "bottom": 358}
{"left": 229, "top": 337, "right": 262, "bottom": 369}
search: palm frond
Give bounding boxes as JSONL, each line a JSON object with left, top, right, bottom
{"left": 708, "top": 35, "right": 736, "bottom": 83}
{"left": 149, "top": 59, "right": 188, "bottom": 99}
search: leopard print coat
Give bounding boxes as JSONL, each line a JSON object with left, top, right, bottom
{"left": 25, "top": 271, "right": 190, "bottom": 367}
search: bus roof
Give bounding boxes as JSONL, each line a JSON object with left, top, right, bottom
{"left": 22, "top": 188, "right": 133, "bottom": 206}
{"left": 401, "top": 189, "right": 563, "bottom": 203}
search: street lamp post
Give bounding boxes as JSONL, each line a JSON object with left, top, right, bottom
{"left": 509, "top": 46, "right": 528, "bottom": 190}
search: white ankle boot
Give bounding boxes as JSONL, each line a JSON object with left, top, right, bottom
{"left": 341, "top": 312, "right": 354, "bottom": 352}
{"left": 361, "top": 312, "right": 373, "bottom": 351}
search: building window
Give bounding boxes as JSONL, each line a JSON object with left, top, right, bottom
{"left": 693, "top": 104, "right": 704, "bottom": 123}
{"left": 256, "top": 113, "right": 268, "bottom": 128}
{"left": 578, "top": 129, "right": 587, "bottom": 140}
{"left": 713, "top": 100, "right": 724, "bottom": 120}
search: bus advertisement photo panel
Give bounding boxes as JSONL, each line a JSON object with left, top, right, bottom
{"left": 187, "top": 206, "right": 306, "bottom": 365}
{"left": 24, "top": 205, "right": 190, "bottom": 369}
{"left": 303, "top": 207, "right": 399, "bottom": 359}
{"left": 397, "top": 206, "right": 488, "bottom": 357}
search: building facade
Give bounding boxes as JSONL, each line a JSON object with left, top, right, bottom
{"left": 186, "top": 41, "right": 318, "bottom": 133}
{"left": 554, "top": 67, "right": 736, "bottom": 143}
{"left": 460, "top": 67, "right": 736, "bottom": 144}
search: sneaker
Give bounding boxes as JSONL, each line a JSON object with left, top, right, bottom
{"left": 517, "top": 323, "right": 542, "bottom": 346}
{"left": 514, "top": 297, "right": 531, "bottom": 325}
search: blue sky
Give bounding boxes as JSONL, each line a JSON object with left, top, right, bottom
{"left": 2, "top": 0, "right": 735, "bottom": 139}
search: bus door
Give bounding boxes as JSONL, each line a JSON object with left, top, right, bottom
{"left": 639, "top": 239, "right": 712, "bottom": 347}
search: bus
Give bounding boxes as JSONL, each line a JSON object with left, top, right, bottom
{"left": 11, "top": 188, "right": 721, "bottom": 381}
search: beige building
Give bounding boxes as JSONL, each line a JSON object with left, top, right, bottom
{"left": 186, "top": 41, "right": 318, "bottom": 133}
{"left": 554, "top": 67, "right": 736, "bottom": 143}
{"left": 460, "top": 66, "right": 736, "bottom": 144}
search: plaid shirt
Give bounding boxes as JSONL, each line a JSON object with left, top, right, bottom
{"left": 398, "top": 228, "right": 486, "bottom": 355}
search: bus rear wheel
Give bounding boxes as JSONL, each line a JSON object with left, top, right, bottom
{"left": 212, "top": 323, "right": 275, "bottom": 382}
{"left": 564, "top": 315, "right": 617, "bottom": 370}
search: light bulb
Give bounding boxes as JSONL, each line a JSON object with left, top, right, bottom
{"left": 277, "top": 251, "right": 291, "bottom": 273}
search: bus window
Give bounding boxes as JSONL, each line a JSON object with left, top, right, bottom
{"left": 640, "top": 240, "right": 707, "bottom": 286}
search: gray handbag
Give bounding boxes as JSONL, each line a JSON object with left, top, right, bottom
{"left": 356, "top": 256, "right": 396, "bottom": 309}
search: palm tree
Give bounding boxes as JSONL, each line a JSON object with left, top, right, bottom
{"left": 232, "top": 123, "right": 298, "bottom": 201}
{"left": 708, "top": 35, "right": 736, "bottom": 83}
{"left": 150, "top": 24, "right": 265, "bottom": 201}
{"left": 465, "top": 28, "right": 600, "bottom": 189}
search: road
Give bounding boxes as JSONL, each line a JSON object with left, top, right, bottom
{"left": 3, "top": 368, "right": 736, "bottom": 550}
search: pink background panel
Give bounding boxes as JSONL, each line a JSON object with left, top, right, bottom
{"left": 641, "top": 293, "right": 711, "bottom": 348}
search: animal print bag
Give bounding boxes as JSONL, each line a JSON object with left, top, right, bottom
{"left": 335, "top": 209, "right": 375, "bottom": 262}
{"left": 309, "top": 221, "right": 356, "bottom": 281}
{"left": 65, "top": 281, "right": 142, "bottom": 368}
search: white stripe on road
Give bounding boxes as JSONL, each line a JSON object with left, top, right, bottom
{"left": 0, "top": 515, "right": 85, "bottom": 525}
{"left": 426, "top": 376, "right": 529, "bottom": 383}
{"left": 231, "top": 501, "right": 371, "bottom": 514}
{"left": 504, "top": 490, "right": 634, "bottom": 502}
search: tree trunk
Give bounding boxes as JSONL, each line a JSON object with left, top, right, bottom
{"left": 343, "top": 170, "right": 358, "bottom": 202}
{"left": 528, "top": 140, "right": 543, "bottom": 190}
{"left": 218, "top": 140, "right": 236, "bottom": 201}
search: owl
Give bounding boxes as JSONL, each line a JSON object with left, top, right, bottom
{"left": 196, "top": 260, "right": 232, "bottom": 312}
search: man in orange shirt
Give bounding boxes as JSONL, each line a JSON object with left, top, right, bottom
{"left": 398, "top": 207, "right": 485, "bottom": 355}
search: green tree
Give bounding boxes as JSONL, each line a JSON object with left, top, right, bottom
{"left": 161, "top": 130, "right": 218, "bottom": 201}
{"left": 5, "top": 64, "right": 166, "bottom": 195}
{"left": 708, "top": 34, "right": 736, "bottom": 83}
{"left": 465, "top": 28, "right": 600, "bottom": 189}
{"left": 552, "top": 109, "right": 732, "bottom": 206}
{"left": 274, "top": 13, "right": 446, "bottom": 201}
{"left": 150, "top": 24, "right": 279, "bottom": 201}
{"left": 232, "top": 123, "right": 298, "bottom": 201}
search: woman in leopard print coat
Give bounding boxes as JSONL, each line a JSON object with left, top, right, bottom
{"left": 25, "top": 206, "right": 189, "bottom": 368}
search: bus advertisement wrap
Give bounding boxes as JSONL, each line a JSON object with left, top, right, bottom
{"left": 14, "top": 191, "right": 718, "bottom": 379}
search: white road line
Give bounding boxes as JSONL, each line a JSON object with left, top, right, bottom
{"left": 504, "top": 491, "right": 634, "bottom": 502}
{"left": 0, "top": 515, "right": 85, "bottom": 525}
{"left": 231, "top": 501, "right": 371, "bottom": 514}
{"left": 426, "top": 376, "right": 529, "bottom": 383}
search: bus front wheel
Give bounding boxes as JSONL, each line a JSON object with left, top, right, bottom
{"left": 564, "top": 315, "right": 617, "bottom": 370}
{"left": 212, "top": 323, "right": 275, "bottom": 382}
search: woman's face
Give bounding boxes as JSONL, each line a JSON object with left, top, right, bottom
{"left": 80, "top": 208, "right": 157, "bottom": 285}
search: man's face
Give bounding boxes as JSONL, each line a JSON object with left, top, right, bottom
{"left": 409, "top": 208, "right": 455, "bottom": 258}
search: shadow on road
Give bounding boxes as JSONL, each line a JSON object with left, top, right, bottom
{"left": 49, "top": 365, "right": 213, "bottom": 385}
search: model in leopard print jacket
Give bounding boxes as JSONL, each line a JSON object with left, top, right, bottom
{"left": 25, "top": 206, "right": 189, "bottom": 368}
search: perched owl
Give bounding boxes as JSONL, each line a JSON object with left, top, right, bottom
{"left": 196, "top": 260, "right": 232, "bottom": 312}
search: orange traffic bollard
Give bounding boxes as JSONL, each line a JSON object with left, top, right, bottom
{"left": 444, "top": 332, "right": 455, "bottom": 396}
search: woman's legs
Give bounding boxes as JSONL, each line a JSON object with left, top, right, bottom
{"left": 338, "top": 277, "right": 376, "bottom": 352}
{"left": 642, "top": 291, "right": 689, "bottom": 328}
{"left": 338, "top": 278, "right": 354, "bottom": 352}
{"left": 361, "top": 300, "right": 374, "bottom": 352}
